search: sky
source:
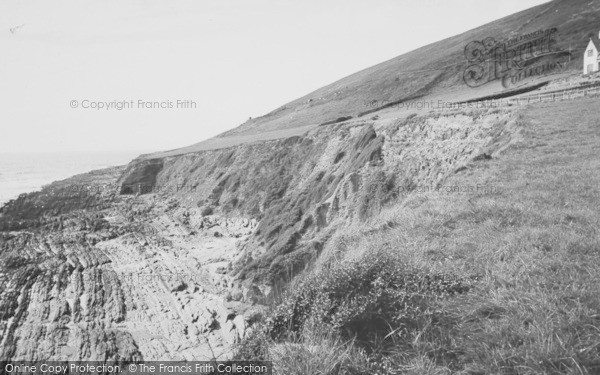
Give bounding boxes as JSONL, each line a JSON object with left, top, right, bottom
{"left": 0, "top": 0, "right": 550, "bottom": 154}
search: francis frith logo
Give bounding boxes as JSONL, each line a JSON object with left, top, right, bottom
{"left": 463, "top": 28, "right": 571, "bottom": 88}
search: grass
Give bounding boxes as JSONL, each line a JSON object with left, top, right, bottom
{"left": 268, "top": 326, "right": 370, "bottom": 375}
{"left": 234, "top": 98, "right": 600, "bottom": 374}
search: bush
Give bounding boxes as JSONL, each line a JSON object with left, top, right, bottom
{"left": 201, "top": 206, "right": 214, "bottom": 216}
{"left": 266, "top": 251, "right": 474, "bottom": 345}
{"left": 232, "top": 326, "right": 271, "bottom": 361}
{"left": 234, "top": 251, "right": 478, "bottom": 372}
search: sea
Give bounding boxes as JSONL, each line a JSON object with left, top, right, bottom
{"left": 0, "top": 151, "right": 147, "bottom": 208}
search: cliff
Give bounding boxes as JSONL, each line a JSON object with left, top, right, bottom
{"left": 0, "top": 106, "right": 521, "bottom": 361}
{"left": 122, "top": 109, "right": 520, "bottom": 290}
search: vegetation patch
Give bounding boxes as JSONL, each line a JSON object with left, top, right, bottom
{"left": 235, "top": 251, "right": 477, "bottom": 373}
{"left": 266, "top": 251, "right": 475, "bottom": 344}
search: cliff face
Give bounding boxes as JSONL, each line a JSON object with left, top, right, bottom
{"left": 120, "top": 108, "right": 521, "bottom": 293}
{"left": 0, "top": 108, "right": 521, "bottom": 361}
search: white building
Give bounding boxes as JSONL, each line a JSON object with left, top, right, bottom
{"left": 584, "top": 32, "right": 600, "bottom": 75}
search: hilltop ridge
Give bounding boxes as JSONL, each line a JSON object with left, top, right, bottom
{"left": 143, "top": 0, "right": 600, "bottom": 159}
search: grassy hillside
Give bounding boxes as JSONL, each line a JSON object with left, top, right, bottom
{"left": 146, "top": 0, "right": 600, "bottom": 159}
{"left": 234, "top": 97, "right": 600, "bottom": 373}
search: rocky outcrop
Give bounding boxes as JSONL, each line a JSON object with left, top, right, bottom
{"left": 119, "top": 159, "right": 164, "bottom": 195}
{"left": 0, "top": 169, "right": 260, "bottom": 361}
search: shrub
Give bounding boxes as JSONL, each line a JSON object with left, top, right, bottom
{"left": 232, "top": 326, "right": 271, "bottom": 361}
{"left": 266, "top": 251, "right": 474, "bottom": 346}
{"left": 234, "top": 251, "right": 478, "bottom": 372}
{"left": 201, "top": 206, "right": 214, "bottom": 216}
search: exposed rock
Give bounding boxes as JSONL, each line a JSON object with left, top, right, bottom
{"left": 171, "top": 281, "right": 188, "bottom": 293}
{"left": 233, "top": 315, "right": 246, "bottom": 340}
{"left": 0, "top": 168, "right": 257, "bottom": 361}
{"left": 230, "top": 289, "right": 244, "bottom": 302}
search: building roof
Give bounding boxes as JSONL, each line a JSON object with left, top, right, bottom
{"left": 588, "top": 34, "right": 600, "bottom": 51}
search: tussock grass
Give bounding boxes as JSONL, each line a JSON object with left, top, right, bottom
{"left": 269, "top": 324, "right": 370, "bottom": 375}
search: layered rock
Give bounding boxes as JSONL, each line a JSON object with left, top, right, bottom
{"left": 0, "top": 169, "right": 258, "bottom": 361}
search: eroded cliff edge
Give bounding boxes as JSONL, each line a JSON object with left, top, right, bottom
{"left": 0, "top": 107, "right": 522, "bottom": 361}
